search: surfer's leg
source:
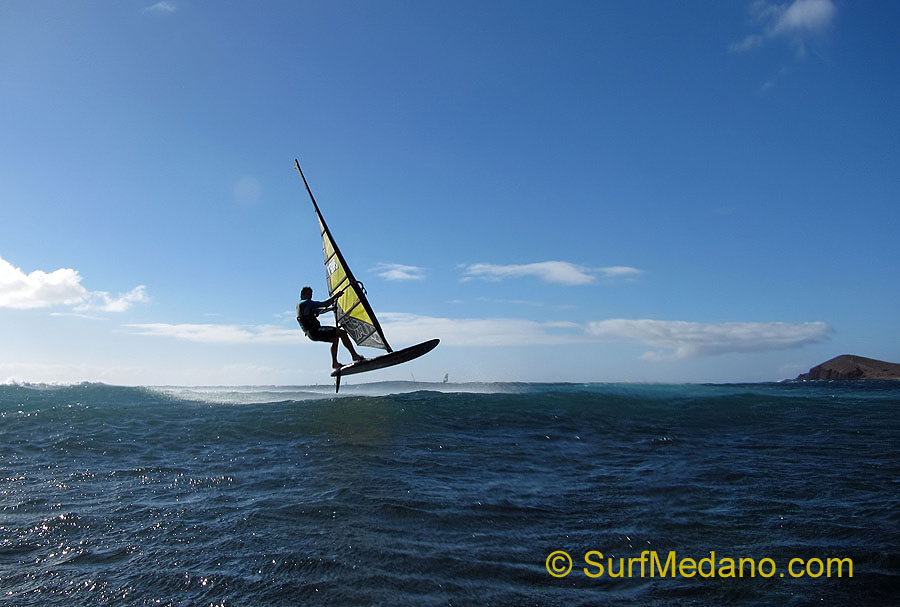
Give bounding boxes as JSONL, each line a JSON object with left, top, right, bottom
{"left": 338, "top": 327, "right": 365, "bottom": 362}
{"left": 331, "top": 336, "right": 341, "bottom": 369}
{"left": 313, "top": 327, "right": 342, "bottom": 369}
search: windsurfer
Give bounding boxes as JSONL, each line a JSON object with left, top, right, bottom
{"left": 297, "top": 286, "right": 365, "bottom": 369}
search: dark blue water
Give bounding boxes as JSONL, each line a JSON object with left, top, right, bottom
{"left": 1, "top": 381, "right": 897, "bottom": 606}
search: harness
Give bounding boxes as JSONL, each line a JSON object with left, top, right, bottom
{"left": 297, "top": 299, "right": 319, "bottom": 335}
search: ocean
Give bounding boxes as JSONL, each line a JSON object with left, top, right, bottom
{"left": 1, "top": 381, "right": 897, "bottom": 606}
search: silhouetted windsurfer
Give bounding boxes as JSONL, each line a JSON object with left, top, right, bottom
{"left": 297, "top": 286, "right": 365, "bottom": 369}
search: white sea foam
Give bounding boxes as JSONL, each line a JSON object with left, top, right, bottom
{"left": 147, "top": 381, "right": 529, "bottom": 404}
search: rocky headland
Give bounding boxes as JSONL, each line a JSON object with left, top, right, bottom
{"left": 793, "top": 354, "right": 900, "bottom": 381}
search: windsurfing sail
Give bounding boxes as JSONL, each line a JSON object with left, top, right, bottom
{"left": 294, "top": 158, "right": 440, "bottom": 392}
{"left": 294, "top": 159, "right": 392, "bottom": 352}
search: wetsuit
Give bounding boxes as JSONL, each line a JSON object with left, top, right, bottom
{"left": 296, "top": 299, "right": 337, "bottom": 343}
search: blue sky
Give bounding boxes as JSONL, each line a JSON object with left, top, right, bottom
{"left": 2, "top": 0, "right": 898, "bottom": 385}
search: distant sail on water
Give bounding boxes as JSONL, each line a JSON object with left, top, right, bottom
{"left": 295, "top": 159, "right": 392, "bottom": 352}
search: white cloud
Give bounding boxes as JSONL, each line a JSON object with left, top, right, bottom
{"left": 143, "top": 1, "right": 177, "bottom": 14}
{"left": 78, "top": 285, "right": 150, "bottom": 313}
{"left": 461, "top": 261, "right": 641, "bottom": 286}
{"left": 731, "top": 34, "right": 764, "bottom": 52}
{"left": 385, "top": 314, "right": 829, "bottom": 355}
{"left": 380, "top": 313, "right": 584, "bottom": 347}
{"left": 771, "top": 0, "right": 836, "bottom": 36}
{"left": 732, "top": 0, "right": 836, "bottom": 54}
{"left": 127, "top": 323, "right": 304, "bottom": 345}
{"left": 598, "top": 266, "right": 644, "bottom": 279}
{"left": 126, "top": 316, "right": 581, "bottom": 348}
{"left": 586, "top": 319, "right": 831, "bottom": 359}
{"left": 371, "top": 263, "right": 426, "bottom": 281}
{"left": 0, "top": 256, "right": 86, "bottom": 309}
{"left": 0, "top": 256, "right": 148, "bottom": 312}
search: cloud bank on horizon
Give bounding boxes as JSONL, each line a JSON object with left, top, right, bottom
{"left": 127, "top": 315, "right": 831, "bottom": 361}
{"left": 3, "top": 253, "right": 829, "bottom": 362}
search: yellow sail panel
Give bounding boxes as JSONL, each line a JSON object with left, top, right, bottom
{"left": 337, "top": 286, "right": 387, "bottom": 349}
{"left": 320, "top": 224, "right": 388, "bottom": 350}
{"left": 348, "top": 303, "right": 372, "bottom": 324}
{"left": 336, "top": 288, "right": 356, "bottom": 315}
{"left": 320, "top": 217, "right": 336, "bottom": 262}
{"left": 324, "top": 257, "right": 347, "bottom": 294}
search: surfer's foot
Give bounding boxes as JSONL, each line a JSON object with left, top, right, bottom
{"left": 333, "top": 362, "right": 344, "bottom": 370}
{"left": 352, "top": 354, "right": 366, "bottom": 362}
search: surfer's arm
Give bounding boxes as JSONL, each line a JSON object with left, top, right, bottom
{"left": 323, "top": 289, "right": 345, "bottom": 307}
{"left": 310, "top": 290, "right": 345, "bottom": 315}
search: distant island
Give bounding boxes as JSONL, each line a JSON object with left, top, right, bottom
{"left": 793, "top": 354, "right": 900, "bottom": 381}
